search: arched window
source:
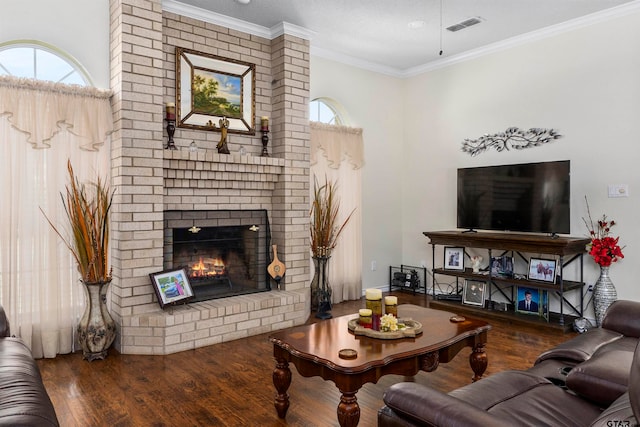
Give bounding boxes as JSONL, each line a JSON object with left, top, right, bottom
{"left": 0, "top": 40, "right": 110, "bottom": 358}
{"left": 0, "top": 40, "right": 90, "bottom": 85}
{"left": 309, "top": 97, "right": 362, "bottom": 305}
{"left": 310, "top": 98, "right": 344, "bottom": 125}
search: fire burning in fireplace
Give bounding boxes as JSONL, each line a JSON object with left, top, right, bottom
{"left": 190, "top": 257, "right": 226, "bottom": 278}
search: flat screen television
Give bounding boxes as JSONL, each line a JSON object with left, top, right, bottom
{"left": 457, "top": 160, "right": 570, "bottom": 235}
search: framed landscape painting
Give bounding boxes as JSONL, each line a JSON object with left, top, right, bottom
{"left": 176, "top": 47, "right": 256, "bottom": 134}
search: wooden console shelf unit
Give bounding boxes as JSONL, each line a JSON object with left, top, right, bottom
{"left": 423, "top": 231, "right": 590, "bottom": 329}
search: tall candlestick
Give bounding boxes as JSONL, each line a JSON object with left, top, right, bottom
{"left": 165, "top": 102, "right": 177, "bottom": 150}
{"left": 166, "top": 102, "right": 176, "bottom": 121}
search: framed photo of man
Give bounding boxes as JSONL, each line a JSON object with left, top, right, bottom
{"left": 516, "top": 286, "right": 542, "bottom": 316}
{"left": 444, "top": 247, "right": 465, "bottom": 271}
{"left": 463, "top": 280, "right": 486, "bottom": 306}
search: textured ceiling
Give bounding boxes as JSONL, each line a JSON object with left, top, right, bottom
{"left": 170, "top": 0, "right": 639, "bottom": 74}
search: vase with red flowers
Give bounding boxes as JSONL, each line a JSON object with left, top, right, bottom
{"left": 583, "top": 197, "right": 625, "bottom": 326}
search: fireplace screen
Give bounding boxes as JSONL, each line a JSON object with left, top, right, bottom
{"left": 164, "top": 210, "right": 270, "bottom": 302}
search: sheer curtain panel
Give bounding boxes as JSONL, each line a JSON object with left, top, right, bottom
{"left": 310, "top": 121, "right": 363, "bottom": 303}
{"left": 0, "top": 76, "right": 112, "bottom": 358}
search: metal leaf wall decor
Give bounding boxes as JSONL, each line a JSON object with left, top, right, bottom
{"left": 461, "top": 127, "right": 562, "bottom": 156}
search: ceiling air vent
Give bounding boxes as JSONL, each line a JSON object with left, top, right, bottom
{"left": 446, "top": 17, "right": 484, "bottom": 32}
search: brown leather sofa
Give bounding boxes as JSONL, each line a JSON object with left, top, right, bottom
{"left": 378, "top": 300, "right": 640, "bottom": 427}
{"left": 0, "top": 304, "right": 59, "bottom": 426}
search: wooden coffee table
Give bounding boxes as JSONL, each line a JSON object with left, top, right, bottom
{"left": 269, "top": 304, "right": 491, "bottom": 427}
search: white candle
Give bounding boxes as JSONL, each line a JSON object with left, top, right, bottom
{"left": 359, "top": 308, "right": 372, "bottom": 316}
{"left": 385, "top": 296, "right": 397, "bottom": 305}
{"left": 365, "top": 288, "right": 382, "bottom": 300}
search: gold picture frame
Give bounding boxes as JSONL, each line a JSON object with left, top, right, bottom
{"left": 176, "top": 47, "right": 256, "bottom": 134}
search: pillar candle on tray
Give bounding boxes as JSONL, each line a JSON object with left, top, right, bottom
{"left": 359, "top": 308, "right": 372, "bottom": 329}
{"left": 166, "top": 102, "right": 176, "bottom": 121}
{"left": 260, "top": 116, "right": 269, "bottom": 131}
{"left": 365, "top": 288, "right": 383, "bottom": 330}
{"left": 385, "top": 295, "right": 398, "bottom": 317}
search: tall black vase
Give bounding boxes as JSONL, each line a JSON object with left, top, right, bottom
{"left": 311, "top": 256, "right": 332, "bottom": 319}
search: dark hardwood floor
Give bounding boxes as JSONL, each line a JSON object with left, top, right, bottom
{"left": 36, "top": 293, "right": 576, "bottom": 427}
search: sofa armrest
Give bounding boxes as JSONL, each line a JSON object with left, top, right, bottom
{"left": 382, "top": 382, "right": 513, "bottom": 427}
{"left": 0, "top": 304, "right": 10, "bottom": 337}
{"left": 602, "top": 300, "right": 640, "bottom": 338}
{"left": 535, "top": 327, "right": 622, "bottom": 365}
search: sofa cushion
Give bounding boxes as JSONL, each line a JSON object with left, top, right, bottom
{"left": 487, "top": 382, "right": 603, "bottom": 427}
{"left": 566, "top": 349, "right": 632, "bottom": 406}
{"left": 448, "top": 370, "right": 602, "bottom": 427}
{"left": 535, "top": 328, "right": 623, "bottom": 365}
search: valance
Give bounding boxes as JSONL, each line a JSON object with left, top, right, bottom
{"left": 0, "top": 75, "right": 113, "bottom": 150}
{"left": 310, "top": 121, "right": 364, "bottom": 169}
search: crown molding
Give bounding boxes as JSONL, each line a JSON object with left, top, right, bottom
{"left": 310, "top": 46, "right": 405, "bottom": 78}
{"left": 163, "top": 0, "right": 314, "bottom": 41}
{"left": 271, "top": 22, "right": 316, "bottom": 41}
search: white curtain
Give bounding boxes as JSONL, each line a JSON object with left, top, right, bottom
{"left": 0, "top": 76, "right": 112, "bottom": 358}
{"left": 310, "top": 121, "right": 363, "bottom": 303}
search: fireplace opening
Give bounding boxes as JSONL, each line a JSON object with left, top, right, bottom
{"left": 164, "top": 210, "right": 271, "bottom": 302}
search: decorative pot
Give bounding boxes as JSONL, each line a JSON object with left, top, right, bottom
{"left": 310, "top": 255, "right": 332, "bottom": 319}
{"left": 78, "top": 280, "right": 117, "bottom": 361}
{"left": 592, "top": 266, "right": 617, "bottom": 327}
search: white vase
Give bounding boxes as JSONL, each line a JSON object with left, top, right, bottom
{"left": 592, "top": 266, "right": 617, "bottom": 327}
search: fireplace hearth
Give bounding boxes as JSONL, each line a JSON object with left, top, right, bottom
{"left": 164, "top": 210, "right": 271, "bottom": 301}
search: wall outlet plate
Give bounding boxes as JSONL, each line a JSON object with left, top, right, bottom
{"left": 608, "top": 184, "right": 628, "bottom": 198}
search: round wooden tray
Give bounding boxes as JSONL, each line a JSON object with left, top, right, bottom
{"left": 348, "top": 318, "right": 423, "bottom": 339}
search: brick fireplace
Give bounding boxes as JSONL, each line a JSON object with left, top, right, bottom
{"left": 107, "top": 1, "right": 312, "bottom": 355}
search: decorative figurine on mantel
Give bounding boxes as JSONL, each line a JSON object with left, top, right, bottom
{"left": 217, "top": 116, "right": 231, "bottom": 154}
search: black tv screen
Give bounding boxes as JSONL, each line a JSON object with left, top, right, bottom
{"left": 457, "top": 160, "right": 570, "bottom": 234}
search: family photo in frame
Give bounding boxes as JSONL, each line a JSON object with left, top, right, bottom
{"left": 490, "top": 255, "right": 514, "bottom": 278}
{"left": 149, "top": 268, "right": 194, "bottom": 308}
{"left": 463, "top": 280, "right": 486, "bottom": 306}
{"left": 444, "top": 247, "right": 465, "bottom": 271}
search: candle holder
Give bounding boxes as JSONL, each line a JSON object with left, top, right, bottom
{"left": 261, "top": 129, "right": 270, "bottom": 157}
{"left": 166, "top": 119, "right": 177, "bottom": 150}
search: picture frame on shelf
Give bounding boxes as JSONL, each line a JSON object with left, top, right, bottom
{"left": 490, "top": 255, "right": 514, "bottom": 278}
{"left": 528, "top": 257, "right": 557, "bottom": 283}
{"left": 176, "top": 47, "right": 256, "bottom": 134}
{"left": 462, "top": 280, "right": 486, "bottom": 306}
{"left": 541, "top": 289, "right": 549, "bottom": 322}
{"left": 444, "top": 247, "right": 465, "bottom": 271}
{"left": 516, "top": 286, "right": 542, "bottom": 316}
{"left": 149, "top": 268, "right": 194, "bottom": 309}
